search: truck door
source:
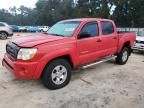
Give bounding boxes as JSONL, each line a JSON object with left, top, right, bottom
{"left": 100, "top": 21, "right": 118, "bottom": 56}
{"left": 77, "top": 22, "right": 103, "bottom": 65}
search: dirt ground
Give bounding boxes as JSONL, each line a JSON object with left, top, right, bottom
{"left": 0, "top": 33, "right": 144, "bottom": 108}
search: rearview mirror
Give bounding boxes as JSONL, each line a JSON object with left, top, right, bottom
{"left": 78, "top": 32, "right": 91, "bottom": 39}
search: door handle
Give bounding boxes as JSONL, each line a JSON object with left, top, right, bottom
{"left": 113, "top": 37, "right": 117, "bottom": 39}
{"left": 97, "top": 39, "right": 102, "bottom": 42}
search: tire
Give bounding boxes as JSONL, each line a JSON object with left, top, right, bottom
{"left": 0, "top": 32, "right": 8, "bottom": 40}
{"left": 40, "top": 30, "right": 43, "bottom": 32}
{"left": 41, "top": 59, "right": 72, "bottom": 90}
{"left": 116, "top": 47, "right": 130, "bottom": 65}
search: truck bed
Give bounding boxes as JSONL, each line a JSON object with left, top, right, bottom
{"left": 117, "top": 32, "right": 136, "bottom": 53}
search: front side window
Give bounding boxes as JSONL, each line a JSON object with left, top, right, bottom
{"left": 101, "top": 21, "right": 114, "bottom": 35}
{"left": 80, "top": 22, "right": 99, "bottom": 37}
{"left": 47, "top": 21, "right": 81, "bottom": 37}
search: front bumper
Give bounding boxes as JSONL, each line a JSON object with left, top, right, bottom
{"left": 2, "top": 54, "right": 38, "bottom": 79}
{"left": 133, "top": 43, "right": 144, "bottom": 51}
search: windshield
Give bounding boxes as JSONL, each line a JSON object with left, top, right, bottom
{"left": 47, "top": 21, "right": 81, "bottom": 37}
{"left": 138, "top": 31, "right": 144, "bottom": 37}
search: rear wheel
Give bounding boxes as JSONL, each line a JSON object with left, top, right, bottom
{"left": 41, "top": 59, "right": 72, "bottom": 90}
{"left": 116, "top": 47, "right": 130, "bottom": 65}
{"left": 0, "top": 32, "right": 8, "bottom": 40}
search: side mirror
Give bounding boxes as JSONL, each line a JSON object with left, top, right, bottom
{"left": 78, "top": 32, "right": 91, "bottom": 39}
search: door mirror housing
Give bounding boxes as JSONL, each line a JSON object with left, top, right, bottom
{"left": 78, "top": 32, "right": 91, "bottom": 39}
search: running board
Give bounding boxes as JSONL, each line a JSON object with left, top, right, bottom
{"left": 82, "top": 56, "right": 116, "bottom": 69}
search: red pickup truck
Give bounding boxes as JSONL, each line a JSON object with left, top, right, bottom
{"left": 2, "top": 18, "right": 136, "bottom": 89}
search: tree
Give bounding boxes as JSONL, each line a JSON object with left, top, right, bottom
{"left": 112, "top": 0, "right": 144, "bottom": 27}
{"left": 0, "top": 9, "right": 13, "bottom": 23}
{"left": 9, "top": 6, "right": 17, "bottom": 16}
{"left": 0, "top": 0, "right": 143, "bottom": 27}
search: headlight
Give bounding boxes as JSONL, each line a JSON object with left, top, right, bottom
{"left": 17, "top": 48, "right": 37, "bottom": 60}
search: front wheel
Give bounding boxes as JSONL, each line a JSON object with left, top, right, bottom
{"left": 116, "top": 47, "right": 130, "bottom": 65}
{"left": 0, "top": 32, "right": 8, "bottom": 40}
{"left": 41, "top": 59, "right": 72, "bottom": 90}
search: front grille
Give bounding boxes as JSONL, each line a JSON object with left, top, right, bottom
{"left": 6, "top": 42, "right": 20, "bottom": 60}
{"left": 136, "top": 40, "right": 144, "bottom": 44}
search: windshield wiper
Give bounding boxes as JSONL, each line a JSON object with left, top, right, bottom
{"left": 47, "top": 33, "right": 64, "bottom": 37}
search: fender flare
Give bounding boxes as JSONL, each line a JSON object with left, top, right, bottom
{"left": 32, "top": 48, "right": 76, "bottom": 79}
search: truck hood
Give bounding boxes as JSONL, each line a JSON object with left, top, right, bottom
{"left": 136, "top": 36, "right": 144, "bottom": 41}
{"left": 11, "top": 33, "right": 66, "bottom": 47}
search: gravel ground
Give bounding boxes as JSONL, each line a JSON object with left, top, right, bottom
{"left": 0, "top": 33, "right": 144, "bottom": 108}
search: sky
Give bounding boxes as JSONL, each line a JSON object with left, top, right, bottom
{"left": 0, "top": 0, "right": 38, "bottom": 9}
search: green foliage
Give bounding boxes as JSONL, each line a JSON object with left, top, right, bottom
{"left": 35, "top": 0, "right": 75, "bottom": 25}
{"left": 0, "top": 6, "right": 37, "bottom": 25}
{"left": 112, "top": 0, "right": 144, "bottom": 27}
{"left": 0, "top": 0, "right": 143, "bottom": 27}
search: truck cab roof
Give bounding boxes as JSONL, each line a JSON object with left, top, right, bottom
{"left": 61, "top": 18, "right": 114, "bottom": 22}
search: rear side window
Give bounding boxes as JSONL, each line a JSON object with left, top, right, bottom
{"left": 80, "top": 22, "right": 99, "bottom": 37}
{"left": 101, "top": 21, "right": 114, "bottom": 35}
{"left": 0, "top": 23, "right": 5, "bottom": 27}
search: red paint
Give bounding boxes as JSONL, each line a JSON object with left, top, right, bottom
{"left": 2, "top": 18, "right": 136, "bottom": 80}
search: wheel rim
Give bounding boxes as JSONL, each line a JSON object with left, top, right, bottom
{"left": 122, "top": 50, "right": 128, "bottom": 62}
{"left": 51, "top": 65, "right": 67, "bottom": 85}
{"left": 0, "top": 33, "right": 7, "bottom": 39}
